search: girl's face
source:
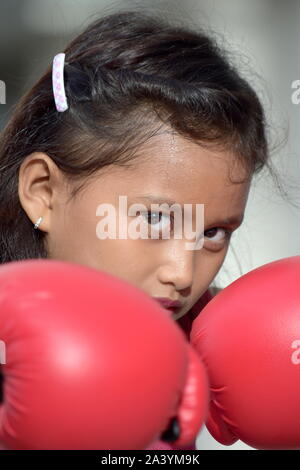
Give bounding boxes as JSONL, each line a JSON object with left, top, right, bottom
{"left": 19, "top": 132, "right": 250, "bottom": 320}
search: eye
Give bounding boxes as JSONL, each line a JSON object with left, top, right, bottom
{"left": 204, "top": 227, "right": 232, "bottom": 249}
{"left": 138, "top": 211, "right": 173, "bottom": 237}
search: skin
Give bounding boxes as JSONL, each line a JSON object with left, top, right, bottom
{"left": 18, "top": 131, "right": 251, "bottom": 321}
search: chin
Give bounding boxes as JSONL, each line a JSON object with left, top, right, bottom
{"left": 173, "top": 311, "right": 185, "bottom": 321}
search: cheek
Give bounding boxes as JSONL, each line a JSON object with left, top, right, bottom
{"left": 93, "top": 239, "right": 146, "bottom": 279}
{"left": 193, "top": 250, "right": 228, "bottom": 287}
{"left": 206, "top": 250, "right": 228, "bottom": 282}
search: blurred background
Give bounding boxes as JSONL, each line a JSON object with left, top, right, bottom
{"left": 0, "top": 0, "right": 299, "bottom": 450}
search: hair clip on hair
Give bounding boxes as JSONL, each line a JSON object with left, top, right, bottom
{"left": 52, "top": 53, "right": 68, "bottom": 112}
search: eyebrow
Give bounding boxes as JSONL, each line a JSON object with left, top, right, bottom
{"left": 131, "top": 194, "right": 244, "bottom": 226}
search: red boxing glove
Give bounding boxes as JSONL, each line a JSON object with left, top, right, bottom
{"left": 147, "top": 344, "right": 209, "bottom": 450}
{"left": 167, "top": 345, "right": 209, "bottom": 448}
{"left": 190, "top": 256, "right": 300, "bottom": 450}
{"left": 0, "top": 259, "right": 205, "bottom": 450}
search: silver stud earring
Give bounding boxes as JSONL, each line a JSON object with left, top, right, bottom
{"left": 33, "top": 216, "right": 43, "bottom": 230}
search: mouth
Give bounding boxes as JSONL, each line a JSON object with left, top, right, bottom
{"left": 152, "top": 297, "right": 183, "bottom": 316}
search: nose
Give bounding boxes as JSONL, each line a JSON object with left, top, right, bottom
{"left": 156, "top": 243, "right": 194, "bottom": 292}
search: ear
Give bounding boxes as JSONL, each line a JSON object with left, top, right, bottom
{"left": 18, "top": 152, "right": 64, "bottom": 232}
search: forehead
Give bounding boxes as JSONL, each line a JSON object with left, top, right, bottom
{"left": 102, "top": 132, "right": 251, "bottom": 216}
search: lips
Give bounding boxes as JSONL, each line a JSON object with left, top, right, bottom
{"left": 152, "top": 297, "right": 182, "bottom": 314}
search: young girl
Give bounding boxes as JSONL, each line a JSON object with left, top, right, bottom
{"left": 0, "top": 10, "right": 270, "bottom": 450}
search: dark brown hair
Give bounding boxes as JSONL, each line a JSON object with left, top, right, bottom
{"left": 0, "top": 10, "right": 270, "bottom": 263}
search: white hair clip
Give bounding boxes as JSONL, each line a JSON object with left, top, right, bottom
{"left": 52, "top": 53, "right": 68, "bottom": 112}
